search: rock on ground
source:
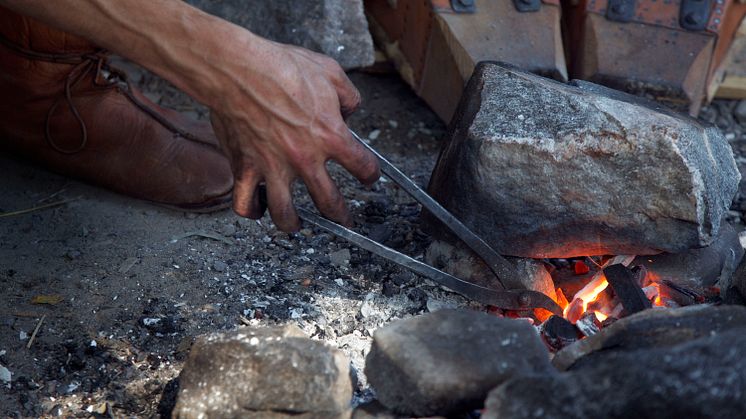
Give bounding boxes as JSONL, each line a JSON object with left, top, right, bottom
{"left": 173, "top": 325, "right": 352, "bottom": 418}
{"left": 365, "top": 309, "right": 554, "bottom": 417}
{"left": 427, "top": 62, "right": 740, "bottom": 258}
{"left": 632, "top": 221, "right": 744, "bottom": 294}
{"left": 185, "top": 0, "right": 374, "bottom": 69}
{"left": 552, "top": 305, "right": 746, "bottom": 371}
{"left": 484, "top": 328, "right": 746, "bottom": 419}
{"left": 426, "top": 239, "right": 556, "bottom": 300}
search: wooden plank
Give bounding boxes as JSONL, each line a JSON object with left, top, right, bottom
{"left": 367, "top": 0, "right": 566, "bottom": 123}
{"left": 714, "top": 17, "right": 746, "bottom": 99}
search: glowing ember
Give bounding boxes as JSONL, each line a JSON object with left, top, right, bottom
{"left": 562, "top": 256, "right": 635, "bottom": 324}
{"left": 573, "top": 275, "right": 609, "bottom": 314}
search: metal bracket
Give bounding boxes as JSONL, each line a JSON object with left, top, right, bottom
{"left": 513, "top": 0, "right": 541, "bottom": 12}
{"left": 450, "top": 0, "right": 476, "bottom": 13}
{"left": 680, "top": 0, "right": 713, "bottom": 31}
{"left": 606, "top": 0, "right": 636, "bottom": 23}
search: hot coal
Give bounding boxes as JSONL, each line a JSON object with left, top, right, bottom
{"left": 540, "top": 315, "right": 579, "bottom": 351}
{"left": 604, "top": 264, "right": 652, "bottom": 316}
{"left": 575, "top": 312, "right": 602, "bottom": 337}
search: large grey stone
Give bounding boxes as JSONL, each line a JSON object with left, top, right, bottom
{"left": 173, "top": 325, "right": 352, "bottom": 419}
{"left": 427, "top": 62, "right": 740, "bottom": 258}
{"left": 185, "top": 0, "right": 374, "bottom": 69}
{"left": 365, "top": 309, "right": 554, "bottom": 417}
{"left": 552, "top": 305, "right": 746, "bottom": 371}
{"left": 484, "top": 328, "right": 746, "bottom": 419}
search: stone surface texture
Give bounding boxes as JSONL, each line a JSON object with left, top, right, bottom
{"left": 552, "top": 305, "right": 746, "bottom": 371}
{"left": 425, "top": 239, "right": 556, "bottom": 300}
{"left": 173, "top": 325, "right": 352, "bottom": 419}
{"left": 427, "top": 62, "right": 740, "bottom": 258}
{"left": 484, "top": 328, "right": 746, "bottom": 419}
{"left": 185, "top": 0, "right": 374, "bottom": 69}
{"left": 365, "top": 309, "right": 554, "bottom": 417}
{"left": 633, "top": 221, "right": 744, "bottom": 294}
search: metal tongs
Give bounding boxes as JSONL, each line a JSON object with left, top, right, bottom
{"left": 297, "top": 129, "right": 562, "bottom": 316}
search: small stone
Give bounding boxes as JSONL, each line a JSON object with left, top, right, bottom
{"left": 368, "top": 129, "right": 381, "bottom": 141}
{"left": 212, "top": 260, "right": 228, "bottom": 273}
{"left": 387, "top": 120, "right": 399, "bottom": 129}
{"left": 360, "top": 301, "right": 375, "bottom": 318}
{"left": 0, "top": 365, "right": 11, "bottom": 383}
{"left": 330, "top": 249, "right": 351, "bottom": 267}
{"left": 365, "top": 309, "right": 553, "bottom": 416}
{"left": 274, "top": 238, "right": 294, "bottom": 250}
{"left": 174, "top": 325, "right": 353, "bottom": 418}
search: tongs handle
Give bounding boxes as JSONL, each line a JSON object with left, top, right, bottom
{"left": 349, "top": 129, "right": 525, "bottom": 291}
{"left": 298, "top": 208, "right": 563, "bottom": 316}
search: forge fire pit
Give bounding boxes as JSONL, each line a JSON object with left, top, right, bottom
{"left": 424, "top": 62, "right": 744, "bottom": 331}
{"left": 427, "top": 62, "right": 740, "bottom": 258}
{"left": 172, "top": 63, "right": 746, "bottom": 419}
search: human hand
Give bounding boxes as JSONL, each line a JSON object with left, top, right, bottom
{"left": 209, "top": 38, "right": 380, "bottom": 232}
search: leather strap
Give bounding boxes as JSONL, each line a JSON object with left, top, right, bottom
{"left": 0, "top": 33, "right": 217, "bottom": 154}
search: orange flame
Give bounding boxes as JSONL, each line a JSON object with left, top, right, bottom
{"left": 563, "top": 272, "right": 609, "bottom": 321}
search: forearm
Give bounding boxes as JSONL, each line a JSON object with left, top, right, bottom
{"left": 0, "top": 0, "right": 265, "bottom": 109}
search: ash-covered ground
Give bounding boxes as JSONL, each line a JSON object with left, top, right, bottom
{"left": 2, "top": 61, "right": 746, "bottom": 417}
{"left": 0, "top": 64, "right": 478, "bottom": 417}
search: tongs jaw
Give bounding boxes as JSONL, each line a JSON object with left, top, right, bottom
{"left": 298, "top": 129, "right": 563, "bottom": 316}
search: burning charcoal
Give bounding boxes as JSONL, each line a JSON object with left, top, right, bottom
{"left": 641, "top": 285, "right": 658, "bottom": 301}
{"left": 365, "top": 309, "right": 553, "bottom": 417}
{"left": 540, "top": 315, "right": 579, "bottom": 351}
{"left": 555, "top": 288, "right": 569, "bottom": 309}
{"left": 564, "top": 298, "right": 584, "bottom": 324}
{"left": 585, "top": 288, "right": 613, "bottom": 315}
{"left": 426, "top": 63, "right": 739, "bottom": 258}
{"left": 575, "top": 312, "right": 601, "bottom": 337}
{"left": 608, "top": 303, "right": 623, "bottom": 319}
{"left": 173, "top": 325, "right": 352, "bottom": 418}
{"left": 630, "top": 265, "right": 648, "bottom": 287}
{"left": 603, "top": 264, "right": 652, "bottom": 316}
{"left": 484, "top": 329, "right": 746, "bottom": 419}
{"left": 573, "top": 260, "right": 590, "bottom": 275}
{"left": 659, "top": 280, "right": 703, "bottom": 306}
{"left": 553, "top": 305, "right": 746, "bottom": 371}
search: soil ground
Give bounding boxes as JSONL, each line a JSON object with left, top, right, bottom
{"left": 2, "top": 63, "right": 746, "bottom": 417}
{"left": 0, "top": 66, "right": 477, "bottom": 417}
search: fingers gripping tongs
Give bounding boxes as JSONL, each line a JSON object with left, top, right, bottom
{"left": 297, "top": 129, "right": 563, "bottom": 316}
